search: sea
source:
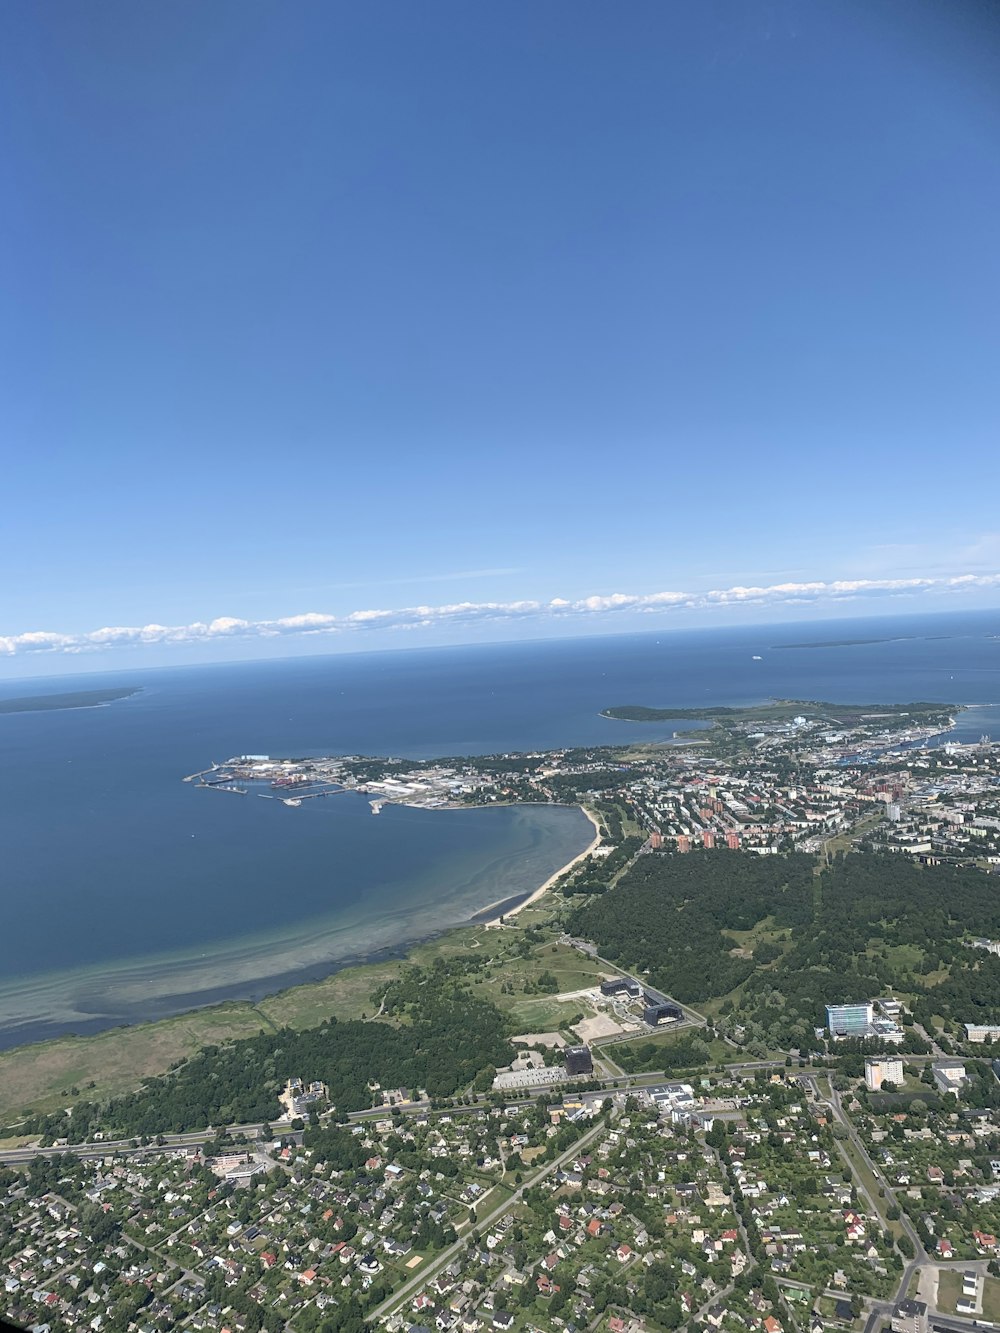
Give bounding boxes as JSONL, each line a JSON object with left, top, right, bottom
{"left": 1, "top": 608, "right": 997, "bottom": 1050}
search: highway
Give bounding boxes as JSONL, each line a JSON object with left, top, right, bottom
{"left": 0, "top": 1062, "right": 798, "bottom": 1167}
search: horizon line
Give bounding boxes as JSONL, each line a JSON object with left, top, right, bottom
{"left": 3, "top": 569, "right": 1000, "bottom": 663}
{"left": 0, "top": 598, "right": 998, "bottom": 686}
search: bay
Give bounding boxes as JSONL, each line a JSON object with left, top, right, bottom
{"left": 1, "top": 607, "right": 997, "bottom": 1048}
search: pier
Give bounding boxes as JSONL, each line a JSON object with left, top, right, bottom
{"left": 184, "top": 754, "right": 362, "bottom": 807}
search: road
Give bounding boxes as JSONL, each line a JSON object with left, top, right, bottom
{"left": 0, "top": 1064, "right": 798, "bottom": 1167}
{"left": 800, "top": 1069, "right": 927, "bottom": 1333}
{"left": 0, "top": 1098, "right": 438, "bottom": 1166}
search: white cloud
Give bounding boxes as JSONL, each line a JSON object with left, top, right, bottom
{"left": 1, "top": 570, "right": 999, "bottom": 658}
{"left": 274, "top": 613, "right": 338, "bottom": 629}
{"left": 207, "top": 617, "right": 251, "bottom": 634}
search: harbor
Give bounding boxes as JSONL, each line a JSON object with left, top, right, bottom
{"left": 184, "top": 755, "right": 352, "bottom": 804}
{"left": 184, "top": 752, "right": 492, "bottom": 813}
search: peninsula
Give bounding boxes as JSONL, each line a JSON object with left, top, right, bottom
{"left": 0, "top": 685, "right": 142, "bottom": 714}
{"left": 602, "top": 697, "right": 958, "bottom": 753}
{"left": 601, "top": 697, "right": 957, "bottom": 725}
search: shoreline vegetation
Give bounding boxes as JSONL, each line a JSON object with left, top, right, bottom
{"left": 0, "top": 686, "right": 142, "bottom": 714}
{"left": 0, "top": 802, "right": 605, "bottom": 1124}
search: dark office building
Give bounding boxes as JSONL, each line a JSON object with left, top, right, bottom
{"left": 600, "top": 978, "right": 641, "bottom": 998}
{"left": 564, "top": 1046, "right": 594, "bottom": 1076}
{"left": 643, "top": 1002, "right": 683, "bottom": 1026}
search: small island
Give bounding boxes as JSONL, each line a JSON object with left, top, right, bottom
{"left": 0, "top": 686, "right": 142, "bottom": 715}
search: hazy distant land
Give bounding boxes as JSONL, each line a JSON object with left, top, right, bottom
{"left": 601, "top": 698, "right": 957, "bottom": 726}
{"left": 0, "top": 687, "right": 141, "bottom": 715}
{"left": 773, "top": 634, "right": 953, "bottom": 650}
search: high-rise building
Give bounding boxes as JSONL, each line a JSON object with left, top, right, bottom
{"left": 826, "top": 1001, "right": 874, "bottom": 1039}
{"left": 865, "top": 1057, "right": 903, "bottom": 1091}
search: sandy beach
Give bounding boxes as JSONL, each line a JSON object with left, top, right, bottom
{"left": 481, "top": 805, "right": 602, "bottom": 926}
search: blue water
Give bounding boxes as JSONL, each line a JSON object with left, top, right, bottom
{"left": 1, "top": 608, "right": 997, "bottom": 1047}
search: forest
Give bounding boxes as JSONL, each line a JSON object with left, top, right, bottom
{"left": 18, "top": 967, "right": 513, "bottom": 1140}
{"left": 568, "top": 849, "right": 1000, "bottom": 1053}
{"left": 567, "top": 850, "right": 816, "bottom": 1001}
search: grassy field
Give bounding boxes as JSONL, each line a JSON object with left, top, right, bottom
{"left": 256, "top": 958, "right": 404, "bottom": 1027}
{"left": 822, "top": 809, "right": 885, "bottom": 857}
{"left": 0, "top": 1003, "right": 272, "bottom": 1123}
{"left": 475, "top": 940, "right": 605, "bottom": 1002}
{"left": 436, "top": 929, "right": 608, "bottom": 1037}
{"left": 501, "top": 996, "right": 590, "bottom": 1034}
{"left": 981, "top": 1276, "right": 1000, "bottom": 1322}
{"left": 721, "top": 915, "right": 794, "bottom": 962}
{"left": 936, "top": 1269, "right": 963, "bottom": 1314}
{"left": 470, "top": 1181, "right": 514, "bottom": 1218}
{"left": 470, "top": 936, "right": 607, "bottom": 1037}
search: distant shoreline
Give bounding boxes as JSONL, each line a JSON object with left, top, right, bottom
{"left": 0, "top": 686, "right": 142, "bottom": 715}
{"left": 601, "top": 697, "right": 961, "bottom": 724}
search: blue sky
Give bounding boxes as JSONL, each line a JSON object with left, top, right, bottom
{"left": 2, "top": 1, "right": 999, "bottom": 675}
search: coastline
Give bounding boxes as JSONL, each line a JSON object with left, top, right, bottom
{"left": 0, "top": 800, "right": 596, "bottom": 1054}
{"left": 0, "top": 687, "right": 142, "bottom": 716}
{"left": 480, "top": 805, "right": 602, "bottom": 925}
{"left": 0, "top": 805, "right": 599, "bottom": 1124}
